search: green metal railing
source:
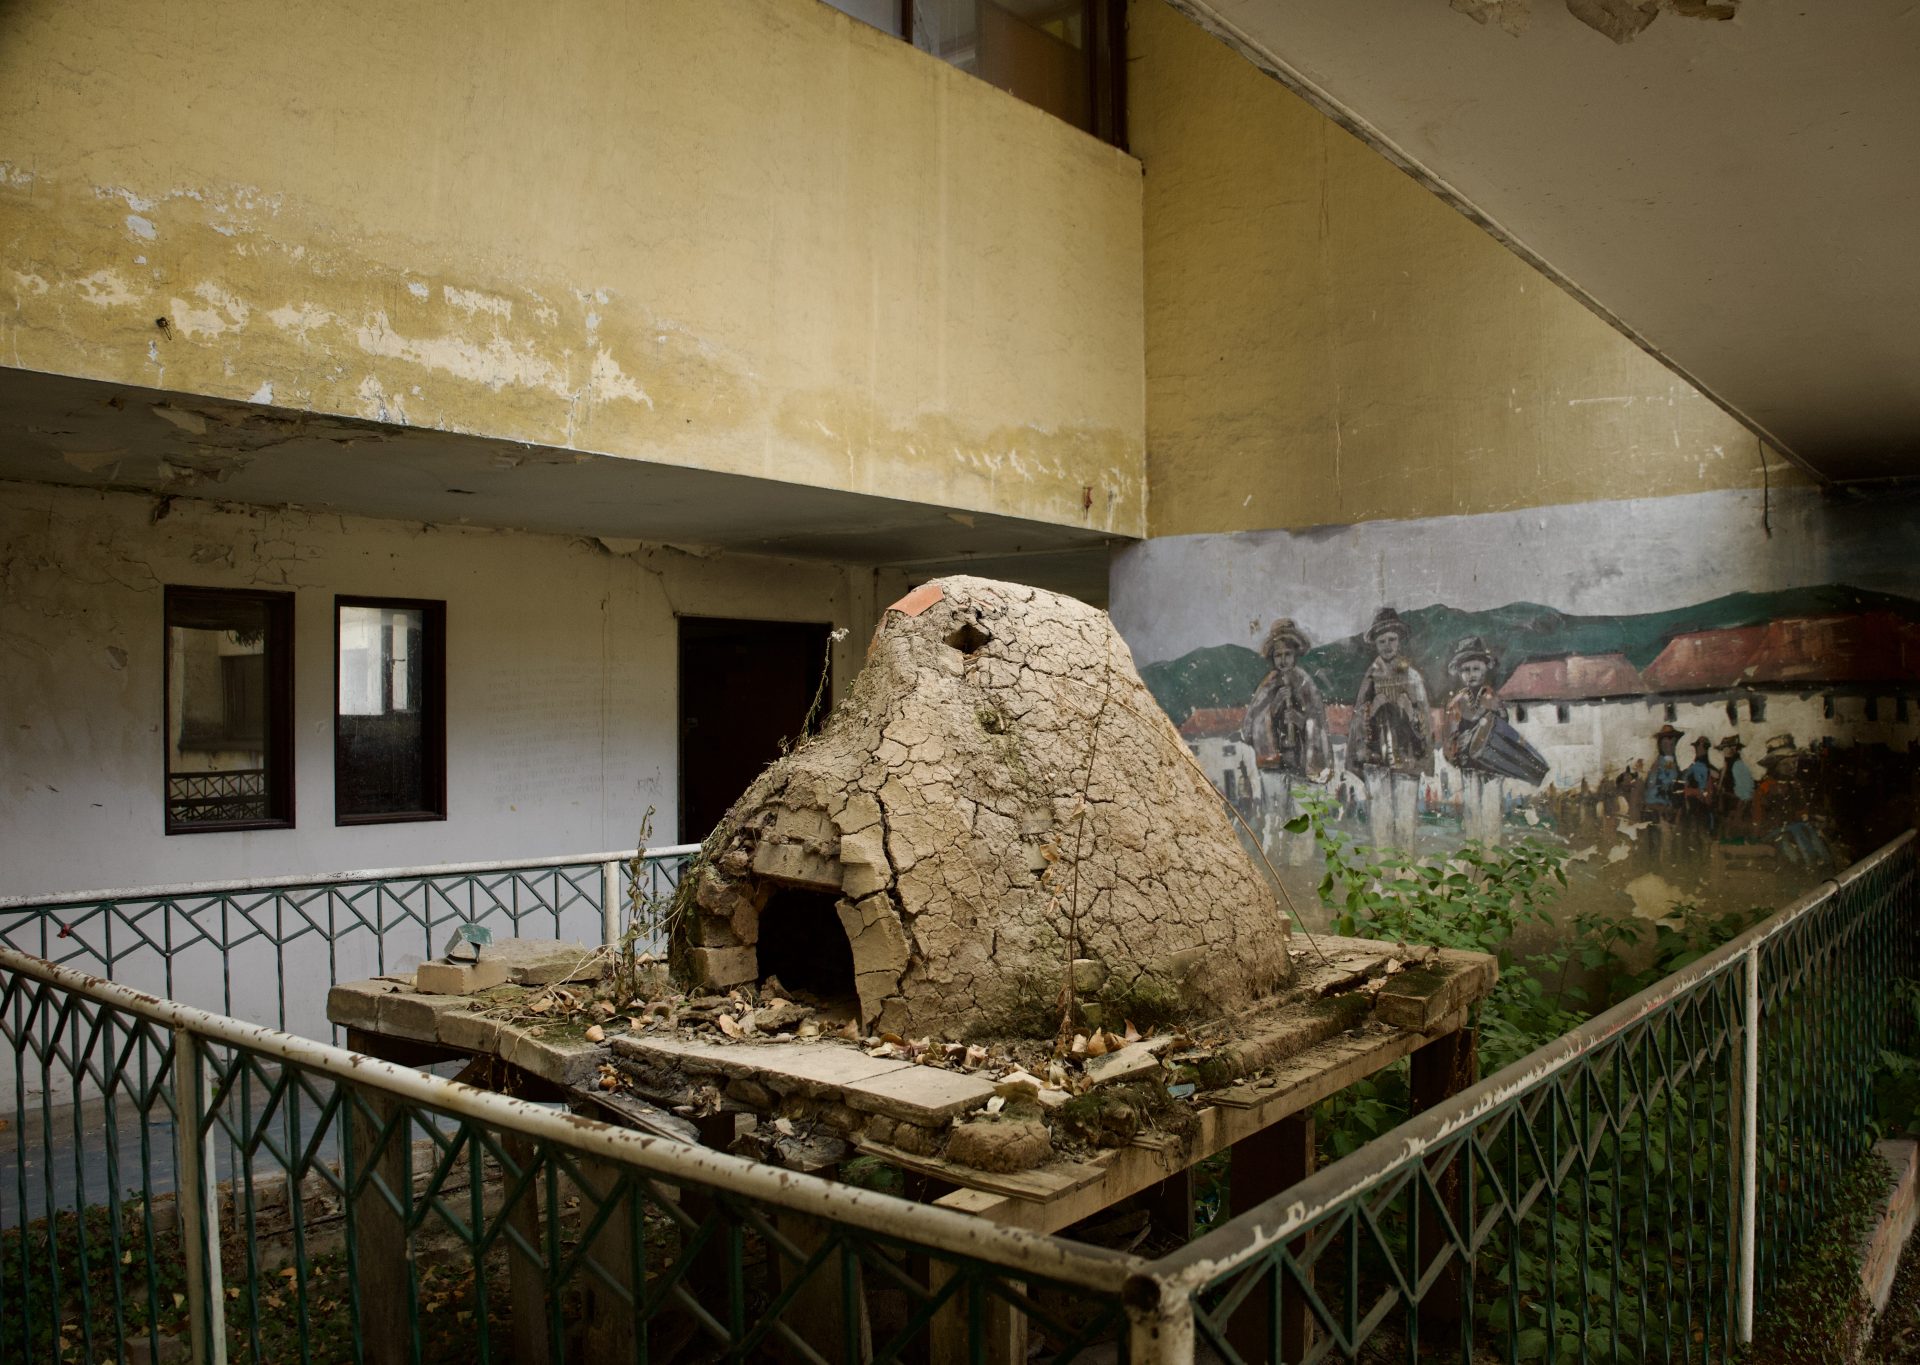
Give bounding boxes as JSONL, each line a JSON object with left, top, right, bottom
{"left": 0, "top": 847, "right": 697, "bottom": 1041}
{"left": 0, "top": 947, "right": 1149, "bottom": 1364}
{"left": 1145, "top": 830, "right": 1917, "bottom": 1362}
{"left": 2, "top": 835, "right": 1913, "bottom": 1362}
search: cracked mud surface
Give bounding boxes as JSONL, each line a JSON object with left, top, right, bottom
{"left": 676, "top": 575, "right": 1294, "bottom": 1038}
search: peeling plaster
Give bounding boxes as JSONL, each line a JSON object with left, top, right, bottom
{"left": 0, "top": 150, "right": 1144, "bottom": 536}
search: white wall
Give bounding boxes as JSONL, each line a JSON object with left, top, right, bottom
{"left": 0, "top": 480, "right": 891, "bottom": 900}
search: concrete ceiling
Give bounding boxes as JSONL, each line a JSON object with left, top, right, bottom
{"left": 0, "top": 368, "right": 1122, "bottom": 604}
{"left": 1171, "top": 0, "right": 1920, "bottom": 483}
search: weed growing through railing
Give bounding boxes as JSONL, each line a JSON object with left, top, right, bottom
{"left": 1279, "top": 791, "right": 1785, "bottom": 1362}
{"left": 1744, "top": 1154, "right": 1893, "bottom": 1364}
{"left": 1874, "top": 977, "right": 1920, "bottom": 1138}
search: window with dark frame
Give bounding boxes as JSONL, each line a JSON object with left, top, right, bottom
{"left": 164, "top": 586, "right": 295, "bottom": 833}
{"left": 821, "top": 0, "right": 1128, "bottom": 147}
{"left": 335, "top": 597, "right": 446, "bottom": 824}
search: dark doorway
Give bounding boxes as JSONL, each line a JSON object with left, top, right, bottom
{"left": 754, "top": 887, "right": 857, "bottom": 1010}
{"left": 678, "top": 617, "right": 832, "bottom": 843}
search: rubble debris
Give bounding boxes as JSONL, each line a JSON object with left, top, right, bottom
{"left": 674, "top": 576, "right": 1294, "bottom": 1037}
{"left": 338, "top": 923, "right": 1494, "bottom": 1183}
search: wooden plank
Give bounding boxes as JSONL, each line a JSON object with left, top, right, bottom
{"left": 855, "top": 1137, "right": 1107, "bottom": 1203}
{"left": 1411, "top": 1025, "right": 1479, "bottom": 1338}
{"left": 1228, "top": 1113, "right": 1314, "bottom": 1363}
{"left": 566, "top": 1084, "right": 701, "bottom": 1144}
{"left": 350, "top": 1090, "right": 414, "bottom": 1365}
{"left": 501, "top": 1133, "right": 553, "bottom": 1365}
{"left": 771, "top": 1210, "right": 869, "bottom": 1364}
{"left": 929, "top": 1260, "right": 1024, "bottom": 1365}
{"left": 575, "top": 1155, "right": 639, "bottom": 1364}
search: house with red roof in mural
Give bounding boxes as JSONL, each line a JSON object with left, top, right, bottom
{"left": 1496, "top": 652, "right": 1650, "bottom": 787}
{"left": 1638, "top": 612, "right": 1920, "bottom": 755}
{"left": 1176, "top": 706, "right": 1256, "bottom": 810}
{"left": 1493, "top": 614, "right": 1920, "bottom": 789}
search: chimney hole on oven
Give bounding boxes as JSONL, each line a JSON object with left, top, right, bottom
{"left": 755, "top": 886, "right": 857, "bottom": 1009}
{"left": 945, "top": 620, "right": 991, "bottom": 655}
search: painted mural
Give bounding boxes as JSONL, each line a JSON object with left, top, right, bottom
{"left": 1110, "top": 487, "right": 1920, "bottom": 909}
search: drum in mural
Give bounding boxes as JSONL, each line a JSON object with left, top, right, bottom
{"left": 1463, "top": 714, "right": 1550, "bottom": 786}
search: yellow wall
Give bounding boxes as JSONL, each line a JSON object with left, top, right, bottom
{"left": 1129, "top": 0, "right": 1804, "bottom": 539}
{"left": 0, "top": 0, "right": 1146, "bottom": 535}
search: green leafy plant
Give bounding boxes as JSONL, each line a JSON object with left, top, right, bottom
{"left": 1874, "top": 977, "right": 1920, "bottom": 1138}
{"left": 1281, "top": 791, "right": 1757, "bottom": 1362}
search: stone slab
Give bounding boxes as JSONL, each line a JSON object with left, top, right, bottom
{"left": 496, "top": 1023, "right": 607, "bottom": 1088}
{"left": 842, "top": 1065, "right": 997, "bottom": 1123}
{"left": 438, "top": 1008, "right": 508, "bottom": 1054}
{"left": 328, "top": 979, "right": 474, "bottom": 1045}
{"left": 327, "top": 981, "right": 390, "bottom": 1034}
{"left": 611, "top": 1034, "right": 916, "bottom": 1093}
{"left": 483, "top": 938, "right": 605, "bottom": 986}
{"left": 377, "top": 989, "right": 477, "bottom": 1042}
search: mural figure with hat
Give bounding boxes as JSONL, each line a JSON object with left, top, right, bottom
{"left": 1642, "top": 723, "right": 1685, "bottom": 865}
{"left": 1679, "top": 734, "right": 1717, "bottom": 859}
{"left": 1348, "top": 607, "right": 1432, "bottom": 852}
{"left": 1240, "top": 618, "right": 1333, "bottom": 863}
{"left": 1442, "top": 636, "right": 1505, "bottom": 844}
{"left": 1714, "top": 734, "right": 1756, "bottom": 839}
{"left": 1756, "top": 735, "right": 1834, "bottom": 868}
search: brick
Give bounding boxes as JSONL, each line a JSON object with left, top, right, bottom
{"left": 414, "top": 957, "right": 511, "bottom": 996}
{"left": 751, "top": 841, "right": 843, "bottom": 892}
{"left": 687, "top": 944, "right": 757, "bottom": 989}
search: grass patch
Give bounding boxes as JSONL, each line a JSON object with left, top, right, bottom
{"left": 1746, "top": 1153, "right": 1895, "bottom": 1364}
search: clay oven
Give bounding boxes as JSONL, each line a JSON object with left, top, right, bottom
{"left": 673, "top": 576, "right": 1294, "bottom": 1038}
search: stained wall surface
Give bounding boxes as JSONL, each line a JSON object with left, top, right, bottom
{"left": 0, "top": 0, "right": 1146, "bottom": 535}
{"left": 1128, "top": 0, "right": 1807, "bottom": 539}
{"left": 0, "top": 480, "right": 906, "bottom": 901}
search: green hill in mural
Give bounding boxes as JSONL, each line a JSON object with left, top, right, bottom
{"left": 1140, "top": 583, "right": 1920, "bottom": 725}
{"left": 1139, "top": 643, "right": 1271, "bottom": 723}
